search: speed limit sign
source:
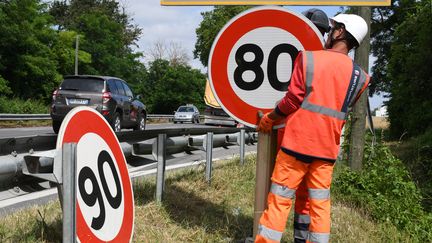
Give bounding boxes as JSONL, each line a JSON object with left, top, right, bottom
{"left": 57, "top": 106, "right": 134, "bottom": 242}
{"left": 208, "top": 6, "right": 324, "bottom": 128}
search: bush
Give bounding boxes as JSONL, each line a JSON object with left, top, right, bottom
{"left": 333, "top": 141, "right": 432, "bottom": 240}
{"left": 0, "top": 96, "right": 48, "bottom": 114}
{"left": 390, "top": 128, "right": 432, "bottom": 211}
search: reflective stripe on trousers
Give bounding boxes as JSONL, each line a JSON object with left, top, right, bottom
{"left": 294, "top": 213, "right": 310, "bottom": 243}
{"left": 256, "top": 151, "right": 334, "bottom": 243}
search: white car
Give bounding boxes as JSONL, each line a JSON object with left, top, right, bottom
{"left": 173, "top": 105, "right": 200, "bottom": 123}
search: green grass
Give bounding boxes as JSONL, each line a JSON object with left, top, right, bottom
{"left": 0, "top": 154, "right": 414, "bottom": 242}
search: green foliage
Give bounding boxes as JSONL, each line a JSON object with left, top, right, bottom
{"left": 390, "top": 128, "right": 432, "bottom": 211}
{"left": 386, "top": 0, "right": 432, "bottom": 138}
{"left": 369, "top": 0, "right": 419, "bottom": 94}
{"left": 333, "top": 141, "right": 432, "bottom": 240}
{"left": 0, "top": 76, "right": 11, "bottom": 95}
{"left": 0, "top": 96, "right": 48, "bottom": 113}
{"left": 194, "top": 6, "right": 250, "bottom": 67}
{"left": 49, "top": 0, "right": 146, "bottom": 85}
{"left": 140, "top": 59, "right": 206, "bottom": 114}
{"left": 52, "top": 31, "right": 91, "bottom": 76}
{"left": 0, "top": 0, "right": 62, "bottom": 99}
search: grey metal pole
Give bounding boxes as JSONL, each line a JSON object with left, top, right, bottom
{"left": 240, "top": 129, "right": 245, "bottom": 165}
{"left": 62, "top": 143, "right": 77, "bottom": 243}
{"left": 74, "top": 35, "right": 79, "bottom": 75}
{"left": 155, "top": 134, "right": 166, "bottom": 203}
{"left": 205, "top": 132, "right": 213, "bottom": 184}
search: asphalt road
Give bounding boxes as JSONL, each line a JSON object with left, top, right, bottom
{"left": 0, "top": 122, "right": 214, "bottom": 139}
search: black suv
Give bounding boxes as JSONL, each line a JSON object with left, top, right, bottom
{"left": 50, "top": 75, "right": 146, "bottom": 133}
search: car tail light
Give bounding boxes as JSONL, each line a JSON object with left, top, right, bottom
{"left": 102, "top": 110, "right": 110, "bottom": 116}
{"left": 102, "top": 92, "right": 111, "bottom": 103}
{"left": 52, "top": 89, "right": 59, "bottom": 101}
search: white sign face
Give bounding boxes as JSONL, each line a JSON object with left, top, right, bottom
{"left": 208, "top": 6, "right": 324, "bottom": 127}
{"left": 76, "top": 133, "right": 124, "bottom": 241}
{"left": 227, "top": 27, "right": 305, "bottom": 108}
{"left": 57, "top": 106, "right": 134, "bottom": 242}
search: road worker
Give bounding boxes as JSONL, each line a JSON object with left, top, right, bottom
{"left": 256, "top": 13, "right": 370, "bottom": 243}
{"left": 276, "top": 8, "right": 331, "bottom": 243}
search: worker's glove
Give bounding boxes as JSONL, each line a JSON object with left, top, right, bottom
{"left": 257, "top": 112, "right": 274, "bottom": 133}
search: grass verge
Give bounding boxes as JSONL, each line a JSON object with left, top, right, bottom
{"left": 0, "top": 155, "right": 411, "bottom": 242}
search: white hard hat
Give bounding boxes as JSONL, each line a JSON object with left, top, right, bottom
{"left": 330, "top": 14, "right": 368, "bottom": 46}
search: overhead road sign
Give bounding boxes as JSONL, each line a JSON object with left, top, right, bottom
{"left": 161, "top": 0, "right": 391, "bottom": 6}
{"left": 57, "top": 106, "right": 134, "bottom": 242}
{"left": 208, "top": 6, "right": 324, "bottom": 128}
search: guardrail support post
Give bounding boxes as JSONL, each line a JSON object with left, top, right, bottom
{"left": 205, "top": 132, "right": 213, "bottom": 184}
{"left": 240, "top": 129, "right": 245, "bottom": 165}
{"left": 155, "top": 134, "right": 167, "bottom": 203}
{"left": 62, "top": 143, "right": 77, "bottom": 243}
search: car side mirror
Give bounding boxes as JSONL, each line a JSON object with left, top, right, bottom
{"left": 136, "top": 94, "right": 142, "bottom": 100}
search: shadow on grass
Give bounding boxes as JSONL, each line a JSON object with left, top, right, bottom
{"left": 133, "top": 173, "right": 254, "bottom": 241}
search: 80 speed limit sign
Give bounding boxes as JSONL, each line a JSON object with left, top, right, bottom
{"left": 57, "top": 106, "right": 134, "bottom": 242}
{"left": 208, "top": 6, "right": 324, "bottom": 127}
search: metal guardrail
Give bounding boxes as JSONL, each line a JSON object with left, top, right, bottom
{"left": 0, "top": 127, "right": 257, "bottom": 186}
{"left": 0, "top": 114, "right": 51, "bottom": 121}
{"left": 0, "top": 113, "right": 207, "bottom": 121}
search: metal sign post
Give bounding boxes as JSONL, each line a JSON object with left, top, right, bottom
{"left": 62, "top": 143, "right": 77, "bottom": 243}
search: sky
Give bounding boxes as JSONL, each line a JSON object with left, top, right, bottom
{"left": 122, "top": 1, "right": 387, "bottom": 109}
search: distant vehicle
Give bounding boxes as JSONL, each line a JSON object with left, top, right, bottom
{"left": 203, "top": 80, "right": 237, "bottom": 127}
{"left": 50, "top": 75, "right": 147, "bottom": 133}
{"left": 173, "top": 104, "right": 200, "bottom": 123}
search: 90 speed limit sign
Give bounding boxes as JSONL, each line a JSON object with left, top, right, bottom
{"left": 57, "top": 107, "right": 134, "bottom": 242}
{"left": 208, "top": 6, "right": 324, "bottom": 128}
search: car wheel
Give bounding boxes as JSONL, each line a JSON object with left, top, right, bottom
{"left": 192, "top": 118, "right": 195, "bottom": 123}
{"left": 174, "top": 121, "right": 177, "bottom": 124}
{"left": 112, "top": 112, "right": 121, "bottom": 132}
{"left": 196, "top": 117, "right": 200, "bottom": 124}
{"left": 134, "top": 114, "right": 146, "bottom": 131}
{"left": 52, "top": 120, "right": 61, "bottom": 134}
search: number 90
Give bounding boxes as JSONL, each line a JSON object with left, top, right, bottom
{"left": 78, "top": 150, "right": 122, "bottom": 230}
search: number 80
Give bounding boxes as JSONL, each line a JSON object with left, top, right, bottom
{"left": 234, "top": 43, "right": 299, "bottom": 91}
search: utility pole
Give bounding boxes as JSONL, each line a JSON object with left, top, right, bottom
{"left": 75, "top": 35, "right": 79, "bottom": 75}
{"left": 349, "top": 7, "right": 371, "bottom": 171}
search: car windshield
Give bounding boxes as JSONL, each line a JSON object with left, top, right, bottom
{"left": 60, "top": 78, "right": 104, "bottom": 92}
{"left": 178, "top": 107, "right": 194, "bottom": 112}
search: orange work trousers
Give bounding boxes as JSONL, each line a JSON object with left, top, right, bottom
{"left": 255, "top": 151, "right": 334, "bottom": 243}
{"left": 277, "top": 128, "right": 310, "bottom": 243}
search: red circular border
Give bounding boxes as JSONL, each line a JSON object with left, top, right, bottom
{"left": 60, "top": 109, "right": 133, "bottom": 242}
{"left": 209, "top": 8, "right": 323, "bottom": 127}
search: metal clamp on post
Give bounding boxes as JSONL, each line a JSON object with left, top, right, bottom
{"left": 22, "top": 149, "right": 62, "bottom": 184}
{"left": 188, "top": 135, "right": 206, "bottom": 151}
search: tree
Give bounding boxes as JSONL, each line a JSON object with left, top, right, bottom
{"left": 143, "top": 59, "right": 206, "bottom": 114}
{"left": 386, "top": 0, "right": 432, "bottom": 137}
{"left": 0, "top": 0, "right": 61, "bottom": 99}
{"left": 147, "top": 40, "right": 190, "bottom": 66}
{"left": 49, "top": 0, "right": 146, "bottom": 85}
{"left": 194, "top": 6, "right": 250, "bottom": 67}
{"left": 369, "top": 0, "right": 418, "bottom": 94}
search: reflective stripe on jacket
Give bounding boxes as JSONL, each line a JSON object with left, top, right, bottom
{"left": 281, "top": 50, "right": 370, "bottom": 160}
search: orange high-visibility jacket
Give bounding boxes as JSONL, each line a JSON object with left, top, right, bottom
{"left": 281, "top": 50, "right": 370, "bottom": 161}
